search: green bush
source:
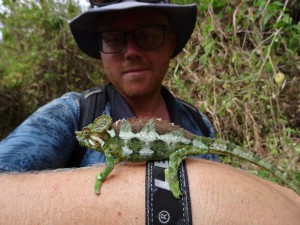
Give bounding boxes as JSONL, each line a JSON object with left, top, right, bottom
{"left": 0, "top": 0, "right": 103, "bottom": 138}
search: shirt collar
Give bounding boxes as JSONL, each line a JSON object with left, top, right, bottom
{"left": 106, "top": 84, "right": 181, "bottom": 125}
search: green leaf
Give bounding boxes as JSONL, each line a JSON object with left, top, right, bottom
{"left": 265, "top": 61, "right": 273, "bottom": 73}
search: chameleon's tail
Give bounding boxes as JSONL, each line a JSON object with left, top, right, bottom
{"left": 193, "top": 136, "right": 300, "bottom": 195}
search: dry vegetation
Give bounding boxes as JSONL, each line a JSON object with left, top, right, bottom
{"left": 165, "top": 0, "right": 300, "bottom": 184}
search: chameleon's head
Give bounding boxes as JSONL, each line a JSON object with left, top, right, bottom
{"left": 75, "top": 115, "right": 112, "bottom": 152}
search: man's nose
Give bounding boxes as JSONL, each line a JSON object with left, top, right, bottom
{"left": 124, "top": 34, "right": 142, "bottom": 54}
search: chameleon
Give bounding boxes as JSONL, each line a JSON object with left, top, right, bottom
{"left": 75, "top": 115, "right": 300, "bottom": 199}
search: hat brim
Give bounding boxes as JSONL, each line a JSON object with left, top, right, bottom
{"left": 69, "top": 1, "right": 197, "bottom": 59}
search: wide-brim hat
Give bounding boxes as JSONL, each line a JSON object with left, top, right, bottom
{"left": 69, "top": 1, "right": 197, "bottom": 59}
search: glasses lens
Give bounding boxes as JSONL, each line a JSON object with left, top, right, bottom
{"left": 135, "top": 26, "right": 166, "bottom": 49}
{"left": 98, "top": 32, "right": 125, "bottom": 53}
{"left": 96, "top": 25, "right": 169, "bottom": 54}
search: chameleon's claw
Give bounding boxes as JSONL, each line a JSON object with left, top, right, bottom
{"left": 94, "top": 183, "right": 101, "bottom": 195}
{"left": 173, "top": 192, "right": 182, "bottom": 199}
{"left": 170, "top": 188, "right": 182, "bottom": 199}
{"left": 94, "top": 173, "right": 103, "bottom": 195}
{"left": 95, "top": 189, "right": 100, "bottom": 195}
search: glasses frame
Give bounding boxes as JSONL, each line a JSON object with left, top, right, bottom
{"left": 89, "top": 0, "right": 170, "bottom": 8}
{"left": 94, "top": 24, "right": 171, "bottom": 54}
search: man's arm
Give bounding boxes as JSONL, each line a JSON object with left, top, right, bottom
{"left": 0, "top": 159, "right": 299, "bottom": 225}
{"left": 0, "top": 92, "right": 81, "bottom": 171}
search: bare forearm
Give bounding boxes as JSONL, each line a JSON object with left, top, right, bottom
{"left": 187, "top": 159, "right": 300, "bottom": 225}
{"left": 0, "top": 159, "right": 299, "bottom": 225}
{"left": 0, "top": 164, "right": 145, "bottom": 225}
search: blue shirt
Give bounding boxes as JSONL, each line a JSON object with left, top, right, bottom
{"left": 0, "top": 91, "right": 218, "bottom": 172}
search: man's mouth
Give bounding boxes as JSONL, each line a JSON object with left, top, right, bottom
{"left": 123, "top": 67, "right": 148, "bottom": 74}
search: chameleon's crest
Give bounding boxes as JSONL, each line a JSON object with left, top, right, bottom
{"left": 91, "top": 116, "right": 112, "bottom": 133}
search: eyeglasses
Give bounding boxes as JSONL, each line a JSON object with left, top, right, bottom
{"left": 95, "top": 25, "right": 171, "bottom": 54}
{"left": 89, "top": 0, "right": 170, "bottom": 8}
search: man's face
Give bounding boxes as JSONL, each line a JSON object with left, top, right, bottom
{"left": 97, "top": 9, "right": 176, "bottom": 99}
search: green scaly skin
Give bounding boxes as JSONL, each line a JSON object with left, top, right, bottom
{"left": 76, "top": 115, "right": 300, "bottom": 198}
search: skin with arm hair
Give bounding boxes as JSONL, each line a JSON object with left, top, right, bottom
{"left": 0, "top": 160, "right": 299, "bottom": 224}
{"left": 76, "top": 115, "right": 300, "bottom": 198}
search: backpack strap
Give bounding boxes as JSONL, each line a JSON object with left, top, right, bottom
{"left": 79, "top": 85, "right": 107, "bottom": 129}
{"left": 179, "top": 99, "right": 211, "bottom": 137}
{"left": 68, "top": 85, "right": 106, "bottom": 167}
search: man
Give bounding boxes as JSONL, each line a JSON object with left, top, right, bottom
{"left": 0, "top": 0, "right": 216, "bottom": 170}
{"left": 0, "top": 1, "right": 299, "bottom": 224}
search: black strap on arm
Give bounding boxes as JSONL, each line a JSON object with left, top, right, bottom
{"left": 145, "top": 101, "right": 211, "bottom": 225}
{"left": 68, "top": 85, "right": 106, "bottom": 167}
{"left": 146, "top": 160, "right": 192, "bottom": 225}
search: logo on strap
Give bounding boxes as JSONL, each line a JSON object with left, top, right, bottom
{"left": 158, "top": 210, "right": 170, "bottom": 224}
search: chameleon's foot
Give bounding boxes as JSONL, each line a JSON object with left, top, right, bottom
{"left": 93, "top": 158, "right": 118, "bottom": 196}
{"left": 171, "top": 189, "right": 182, "bottom": 199}
{"left": 165, "top": 168, "right": 182, "bottom": 199}
{"left": 94, "top": 173, "right": 103, "bottom": 195}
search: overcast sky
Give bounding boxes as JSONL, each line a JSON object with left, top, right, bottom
{"left": 0, "top": 0, "right": 91, "bottom": 40}
{"left": 79, "top": 0, "right": 90, "bottom": 9}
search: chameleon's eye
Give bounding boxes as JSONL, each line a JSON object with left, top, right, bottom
{"left": 82, "top": 128, "right": 91, "bottom": 136}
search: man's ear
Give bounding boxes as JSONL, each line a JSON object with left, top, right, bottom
{"left": 169, "top": 33, "right": 176, "bottom": 58}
